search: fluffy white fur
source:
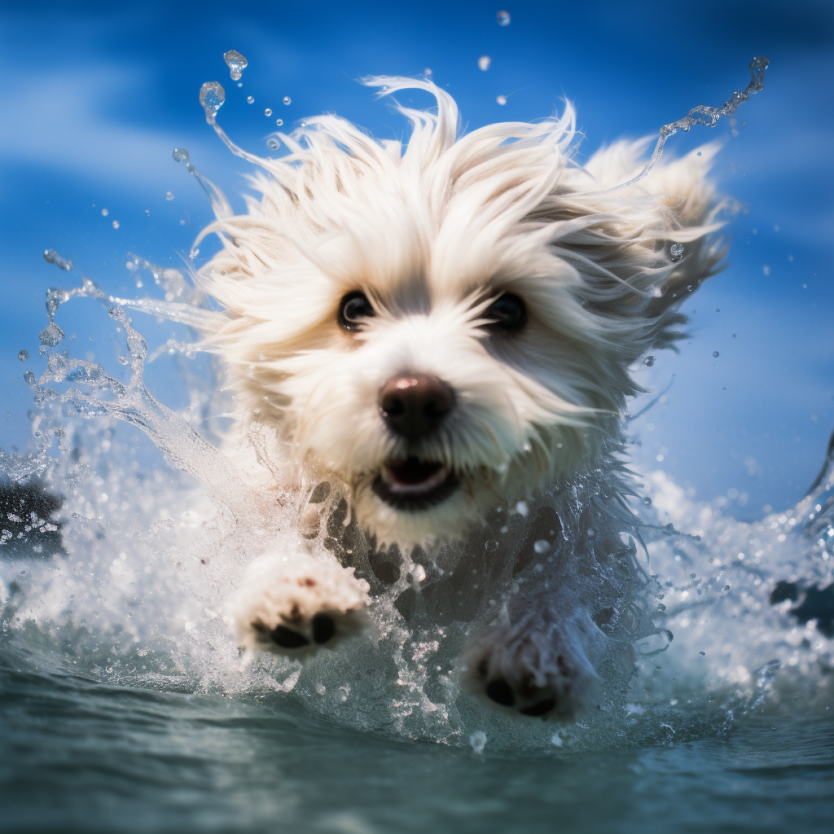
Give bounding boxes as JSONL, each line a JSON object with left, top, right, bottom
{"left": 202, "top": 77, "right": 725, "bottom": 718}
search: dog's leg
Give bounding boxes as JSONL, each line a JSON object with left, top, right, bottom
{"left": 229, "top": 547, "right": 371, "bottom": 656}
{"left": 462, "top": 577, "right": 608, "bottom": 720}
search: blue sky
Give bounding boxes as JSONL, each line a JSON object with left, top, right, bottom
{"left": 1, "top": 0, "right": 832, "bottom": 518}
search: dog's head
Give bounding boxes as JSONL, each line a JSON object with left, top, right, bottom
{"left": 200, "top": 77, "right": 723, "bottom": 547}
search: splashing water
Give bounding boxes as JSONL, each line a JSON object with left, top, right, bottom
{"left": 2, "top": 53, "right": 831, "bottom": 756}
{"left": 4, "top": 238, "right": 831, "bottom": 751}
{"left": 595, "top": 57, "right": 769, "bottom": 195}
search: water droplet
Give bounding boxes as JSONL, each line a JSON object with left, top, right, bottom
{"left": 223, "top": 50, "right": 248, "bottom": 81}
{"left": 166, "top": 191, "right": 174, "bottom": 201}
{"left": 117, "top": 355, "right": 128, "bottom": 366}
{"left": 469, "top": 731, "right": 487, "bottom": 753}
{"left": 424, "top": 68, "right": 432, "bottom": 76}
{"left": 200, "top": 81, "right": 226, "bottom": 124}
{"left": 533, "top": 540, "right": 551, "bottom": 554}
{"left": 762, "top": 264, "right": 770, "bottom": 276}
{"left": 742, "top": 120, "right": 747, "bottom": 126}
{"left": 275, "top": 118, "right": 283, "bottom": 127}
{"left": 112, "top": 220, "right": 119, "bottom": 229}
{"left": 283, "top": 96, "right": 291, "bottom": 105}
{"left": 263, "top": 107, "right": 273, "bottom": 117}
{"left": 496, "top": 95, "right": 507, "bottom": 105}
{"left": 497, "top": 10, "right": 511, "bottom": 26}
{"left": 267, "top": 138, "right": 279, "bottom": 150}
{"left": 478, "top": 56, "right": 491, "bottom": 71}
{"left": 697, "top": 151, "right": 702, "bottom": 156}
{"left": 23, "top": 370, "right": 36, "bottom": 386}
{"left": 199, "top": 82, "right": 226, "bottom": 122}
{"left": 173, "top": 148, "right": 189, "bottom": 163}
{"left": 712, "top": 351, "right": 720, "bottom": 358}
{"left": 43, "top": 249, "right": 72, "bottom": 271}
{"left": 101, "top": 208, "right": 109, "bottom": 216}
{"left": 247, "top": 95, "right": 254, "bottom": 104}
{"left": 643, "top": 355, "right": 655, "bottom": 367}
{"left": 670, "top": 243, "right": 684, "bottom": 261}
{"left": 237, "top": 82, "right": 242, "bottom": 88}
{"left": 38, "top": 322, "right": 65, "bottom": 351}
{"left": 642, "top": 497, "right": 652, "bottom": 505}
{"left": 18, "top": 350, "right": 29, "bottom": 361}
{"left": 698, "top": 651, "right": 705, "bottom": 656}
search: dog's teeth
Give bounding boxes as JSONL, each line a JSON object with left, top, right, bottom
{"left": 381, "top": 463, "right": 448, "bottom": 495}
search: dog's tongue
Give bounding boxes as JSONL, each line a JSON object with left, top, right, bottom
{"left": 382, "top": 458, "right": 447, "bottom": 493}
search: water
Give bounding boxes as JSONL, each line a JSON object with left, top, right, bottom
{"left": 2, "top": 54, "right": 833, "bottom": 834}
{"left": 199, "top": 81, "right": 225, "bottom": 122}
{"left": 43, "top": 249, "right": 73, "bottom": 271}
{"left": 596, "top": 56, "right": 769, "bottom": 195}
{"left": 1, "top": 647, "right": 830, "bottom": 834}
{"left": 223, "top": 49, "right": 247, "bottom": 82}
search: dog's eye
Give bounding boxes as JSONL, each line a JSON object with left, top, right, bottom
{"left": 338, "top": 291, "right": 375, "bottom": 331}
{"left": 484, "top": 293, "right": 526, "bottom": 330}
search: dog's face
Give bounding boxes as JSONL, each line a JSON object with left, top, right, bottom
{"left": 201, "top": 78, "right": 719, "bottom": 547}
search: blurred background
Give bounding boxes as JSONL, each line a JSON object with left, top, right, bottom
{"left": 1, "top": 0, "right": 831, "bottom": 519}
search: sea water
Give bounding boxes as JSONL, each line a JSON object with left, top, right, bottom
{"left": 1, "top": 58, "right": 833, "bottom": 834}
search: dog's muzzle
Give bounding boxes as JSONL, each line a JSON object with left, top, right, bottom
{"left": 374, "top": 373, "right": 459, "bottom": 510}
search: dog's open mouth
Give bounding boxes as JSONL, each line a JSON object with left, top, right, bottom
{"left": 372, "top": 458, "right": 459, "bottom": 511}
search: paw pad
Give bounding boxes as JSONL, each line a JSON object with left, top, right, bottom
{"left": 251, "top": 612, "right": 339, "bottom": 651}
{"left": 472, "top": 650, "right": 592, "bottom": 720}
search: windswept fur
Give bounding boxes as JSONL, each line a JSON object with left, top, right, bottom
{"left": 197, "top": 76, "right": 725, "bottom": 547}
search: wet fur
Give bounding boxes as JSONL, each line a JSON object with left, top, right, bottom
{"left": 203, "top": 77, "right": 725, "bottom": 718}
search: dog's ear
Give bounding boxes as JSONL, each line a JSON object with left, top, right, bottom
{"left": 562, "top": 140, "right": 727, "bottom": 351}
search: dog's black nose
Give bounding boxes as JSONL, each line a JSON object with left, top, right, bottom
{"left": 379, "top": 374, "right": 454, "bottom": 439}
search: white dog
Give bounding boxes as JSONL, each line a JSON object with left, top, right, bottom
{"left": 197, "top": 77, "right": 724, "bottom": 719}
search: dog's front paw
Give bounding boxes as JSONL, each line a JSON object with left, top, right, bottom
{"left": 463, "top": 618, "right": 603, "bottom": 720}
{"left": 230, "top": 551, "right": 370, "bottom": 656}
